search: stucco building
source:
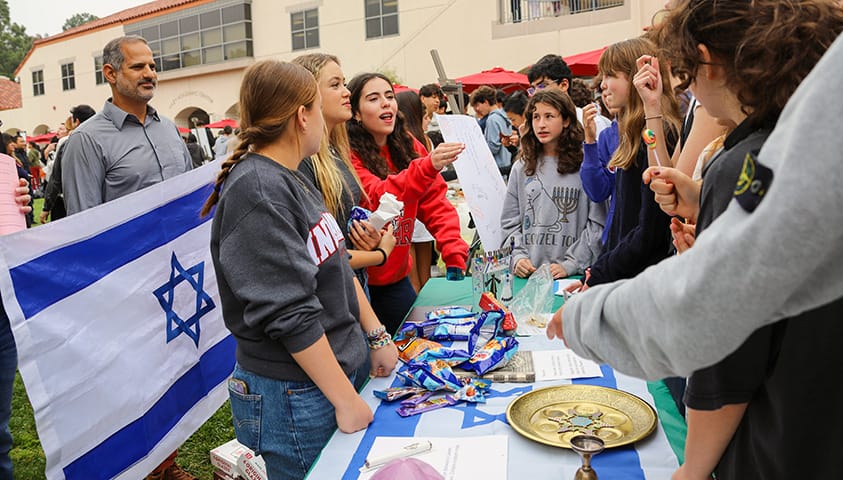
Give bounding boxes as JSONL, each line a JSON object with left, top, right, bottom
{"left": 4, "top": 0, "right": 666, "bottom": 136}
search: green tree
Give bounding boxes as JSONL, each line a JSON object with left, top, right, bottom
{"left": 62, "top": 12, "right": 99, "bottom": 31}
{"left": 0, "top": 0, "right": 33, "bottom": 79}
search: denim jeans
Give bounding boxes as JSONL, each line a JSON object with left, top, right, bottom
{"left": 228, "top": 357, "right": 369, "bottom": 480}
{"left": 0, "top": 303, "right": 17, "bottom": 480}
{"left": 368, "top": 276, "right": 417, "bottom": 335}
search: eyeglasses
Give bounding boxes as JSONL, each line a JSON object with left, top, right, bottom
{"left": 527, "top": 79, "right": 559, "bottom": 97}
{"left": 527, "top": 82, "right": 555, "bottom": 96}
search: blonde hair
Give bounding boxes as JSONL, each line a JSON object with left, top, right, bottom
{"left": 201, "top": 61, "right": 318, "bottom": 216}
{"left": 599, "top": 37, "right": 681, "bottom": 170}
{"left": 291, "top": 53, "right": 364, "bottom": 218}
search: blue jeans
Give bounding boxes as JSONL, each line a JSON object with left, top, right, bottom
{"left": 228, "top": 357, "right": 369, "bottom": 480}
{"left": 368, "top": 276, "right": 417, "bottom": 335}
{"left": 0, "top": 303, "right": 16, "bottom": 480}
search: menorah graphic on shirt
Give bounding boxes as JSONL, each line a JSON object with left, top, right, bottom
{"left": 552, "top": 186, "right": 579, "bottom": 223}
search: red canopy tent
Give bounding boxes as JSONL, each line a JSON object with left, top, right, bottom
{"left": 392, "top": 84, "right": 418, "bottom": 94}
{"left": 27, "top": 132, "right": 57, "bottom": 143}
{"left": 455, "top": 67, "right": 529, "bottom": 94}
{"left": 205, "top": 118, "right": 238, "bottom": 129}
{"left": 563, "top": 47, "right": 607, "bottom": 77}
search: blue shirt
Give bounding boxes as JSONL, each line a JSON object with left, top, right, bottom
{"left": 62, "top": 99, "right": 193, "bottom": 215}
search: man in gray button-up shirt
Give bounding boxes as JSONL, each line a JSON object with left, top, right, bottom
{"left": 62, "top": 35, "right": 192, "bottom": 216}
{"left": 59, "top": 35, "right": 197, "bottom": 480}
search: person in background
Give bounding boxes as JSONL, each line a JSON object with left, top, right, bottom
{"left": 396, "top": 90, "right": 437, "bottom": 292}
{"left": 185, "top": 133, "right": 208, "bottom": 168}
{"left": 202, "top": 60, "right": 397, "bottom": 480}
{"left": 469, "top": 85, "right": 513, "bottom": 171}
{"left": 213, "top": 125, "right": 232, "bottom": 160}
{"left": 61, "top": 35, "right": 195, "bottom": 480}
{"left": 419, "top": 83, "right": 445, "bottom": 133}
{"left": 26, "top": 142, "right": 43, "bottom": 191}
{"left": 41, "top": 105, "right": 96, "bottom": 224}
{"left": 501, "top": 90, "right": 529, "bottom": 156}
{"left": 501, "top": 89, "right": 605, "bottom": 279}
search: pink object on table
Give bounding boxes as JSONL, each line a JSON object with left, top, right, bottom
{"left": 371, "top": 457, "right": 445, "bottom": 480}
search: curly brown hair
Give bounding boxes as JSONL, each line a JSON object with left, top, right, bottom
{"left": 660, "top": 0, "right": 843, "bottom": 130}
{"left": 346, "top": 73, "right": 420, "bottom": 179}
{"left": 519, "top": 89, "right": 584, "bottom": 176}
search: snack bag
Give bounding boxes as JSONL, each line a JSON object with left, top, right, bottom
{"left": 461, "top": 336, "right": 519, "bottom": 375}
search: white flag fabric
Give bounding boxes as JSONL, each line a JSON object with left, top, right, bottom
{"left": 0, "top": 162, "right": 234, "bottom": 479}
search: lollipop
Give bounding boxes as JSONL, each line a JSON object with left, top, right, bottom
{"left": 642, "top": 128, "right": 663, "bottom": 167}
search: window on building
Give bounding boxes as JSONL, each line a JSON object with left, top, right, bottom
{"left": 291, "top": 8, "right": 319, "bottom": 51}
{"left": 124, "top": 2, "right": 252, "bottom": 73}
{"left": 94, "top": 56, "right": 105, "bottom": 85}
{"left": 61, "top": 62, "right": 75, "bottom": 91}
{"left": 32, "top": 70, "right": 44, "bottom": 96}
{"left": 365, "top": 0, "right": 398, "bottom": 39}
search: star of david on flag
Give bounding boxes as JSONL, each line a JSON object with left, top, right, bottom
{"left": 0, "top": 162, "right": 236, "bottom": 480}
{"left": 154, "top": 252, "right": 216, "bottom": 347}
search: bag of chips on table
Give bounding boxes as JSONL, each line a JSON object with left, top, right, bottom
{"left": 460, "top": 336, "right": 519, "bottom": 376}
{"left": 399, "top": 359, "right": 463, "bottom": 392}
{"left": 394, "top": 336, "right": 470, "bottom": 366}
{"left": 373, "top": 386, "right": 427, "bottom": 402}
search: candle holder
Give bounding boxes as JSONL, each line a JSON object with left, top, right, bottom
{"left": 570, "top": 434, "right": 604, "bottom": 480}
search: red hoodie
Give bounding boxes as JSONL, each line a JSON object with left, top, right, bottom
{"left": 351, "top": 137, "right": 468, "bottom": 286}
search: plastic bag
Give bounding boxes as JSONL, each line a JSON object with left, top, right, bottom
{"left": 508, "top": 264, "right": 554, "bottom": 329}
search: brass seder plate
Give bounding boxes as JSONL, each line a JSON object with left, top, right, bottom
{"left": 506, "top": 384, "right": 657, "bottom": 449}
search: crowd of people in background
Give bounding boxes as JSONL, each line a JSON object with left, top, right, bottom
{"left": 2, "top": 1, "right": 843, "bottom": 479}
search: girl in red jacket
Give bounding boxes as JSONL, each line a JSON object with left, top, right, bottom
{"left": 346, "top": 72, "right": 468, "bottom": 334}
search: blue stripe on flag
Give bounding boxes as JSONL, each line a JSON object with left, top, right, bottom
{"left": 63, "top": 334, "right": 236, "bottom": 480}
{"left": 342, "top": 377, "right": 422, "bottom": 479}
{"left": 574, "top": 365, "right": 646, "bottom": 479}
{"left": 10, "top": 184, "right": 214, "bottom": 319}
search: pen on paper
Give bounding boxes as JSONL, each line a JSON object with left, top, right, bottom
{"left": 360, "top": 440, "right": 434, "bottom": 472}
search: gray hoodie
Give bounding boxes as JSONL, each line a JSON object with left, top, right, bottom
{"left": 561, "top": 34, "right": 843, "bottom": 380}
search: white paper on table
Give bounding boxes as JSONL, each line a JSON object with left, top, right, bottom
{"left": 554, "top": 279, "right": 581, "bottom": 296}
{"left": 532, "top": 349, "right": 603, "bottom": 381}
{"left": 357, "top": 435, "right": 507, "bottom": 480}
{"left": 436, "top": 114, "right": 508, "bottom": 250}
{"left": 516, "top": 313, "right": 551, "bottom": 336}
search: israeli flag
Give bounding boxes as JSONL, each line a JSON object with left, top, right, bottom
{"left": 0, "top": 162, "right": 235, "bottom": 479}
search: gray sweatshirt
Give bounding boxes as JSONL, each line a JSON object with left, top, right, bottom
{"left": 501, "top": 157, "right": 606, "bottom": 275}
{"left": 562, "top": 33, "right": 843, "bottom": 380}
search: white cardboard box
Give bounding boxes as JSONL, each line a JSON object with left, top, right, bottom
{"left": 210, "top": 439, "right": 253, "bottom": 477}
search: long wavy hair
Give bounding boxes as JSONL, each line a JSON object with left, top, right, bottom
{"left": 291, "top": 53, "right": 363, "bottom": 218}
{"left": 599, "top": 37, "right": 681, "bottom": 171}
{"left": 346, "top": 73, "right": 420, "bottom": 179}
{"left": 659, "top": 0, "right": 843, "bottom": 130}
{"left": 519, "top": 89, "right": 584, "bottom": 176}
{"left": 201, "top": 61, "right": 318, "bottom": 216}
{"left": 396, "top": 90, "right": 432, "bottom": 151}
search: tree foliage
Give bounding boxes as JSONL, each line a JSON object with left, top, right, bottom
{"left": 62, "top": 13, "right": 99, "bottom": 32}
{"left": 0, "top": 0, "right": 33, "bottom": 79}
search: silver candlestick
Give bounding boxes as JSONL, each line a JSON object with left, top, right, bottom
{"left": 570, "top": 434, "right": 604, "bottom": 480}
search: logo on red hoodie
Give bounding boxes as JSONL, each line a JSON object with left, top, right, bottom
{"left": 306, "top": 213, "right": 345, "bottom": 265}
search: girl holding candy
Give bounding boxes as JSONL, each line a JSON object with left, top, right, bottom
{"left": 564, "top": 37, "right": 682, "bottom": 291}
{"left": 203, "top": 60, "right": 397, "bottom": 480}
{"left": 500, "top": 89, "right": 606, "bottom": 279}
{"left": 346, "top": 73, "right": 468, "bottom": 334}
{"left": 292, "top": 53, "right": 397, "bottom": 291}
{"left": 637, "top": 2, "right": 843, "bottom": 479}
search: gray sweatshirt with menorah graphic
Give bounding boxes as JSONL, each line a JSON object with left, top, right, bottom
{"left": 500, "top": 156, "right": 607, "bottom": 275}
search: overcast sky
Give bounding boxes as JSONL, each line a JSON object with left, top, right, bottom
{"left": 8, "top": 0, "right": 149, "bottom": 37}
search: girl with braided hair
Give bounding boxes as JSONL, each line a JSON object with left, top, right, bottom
{"left": 202, "top": 60, "right": 397, "bottom": 480}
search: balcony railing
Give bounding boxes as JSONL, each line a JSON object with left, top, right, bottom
{"left": 499, "top": 0, "right": 624, "bottom": 24}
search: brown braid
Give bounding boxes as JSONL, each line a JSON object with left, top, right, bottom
{"left": 200, "top": 131, "right": 252, "bottom": 217}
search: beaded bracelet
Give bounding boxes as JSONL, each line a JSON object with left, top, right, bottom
{"left": 366, "top": 325, "right": 393, "bottom": 350}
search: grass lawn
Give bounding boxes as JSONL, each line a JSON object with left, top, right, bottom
{"left": 13, "top": 199, "right": 236, "bottom": 479}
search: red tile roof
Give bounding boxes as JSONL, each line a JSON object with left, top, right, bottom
{"left": 14, "top": 0, "right": 213, "bottom": 77}
{"left": 0, "top": 78, "right": 22, "bottom": 111}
